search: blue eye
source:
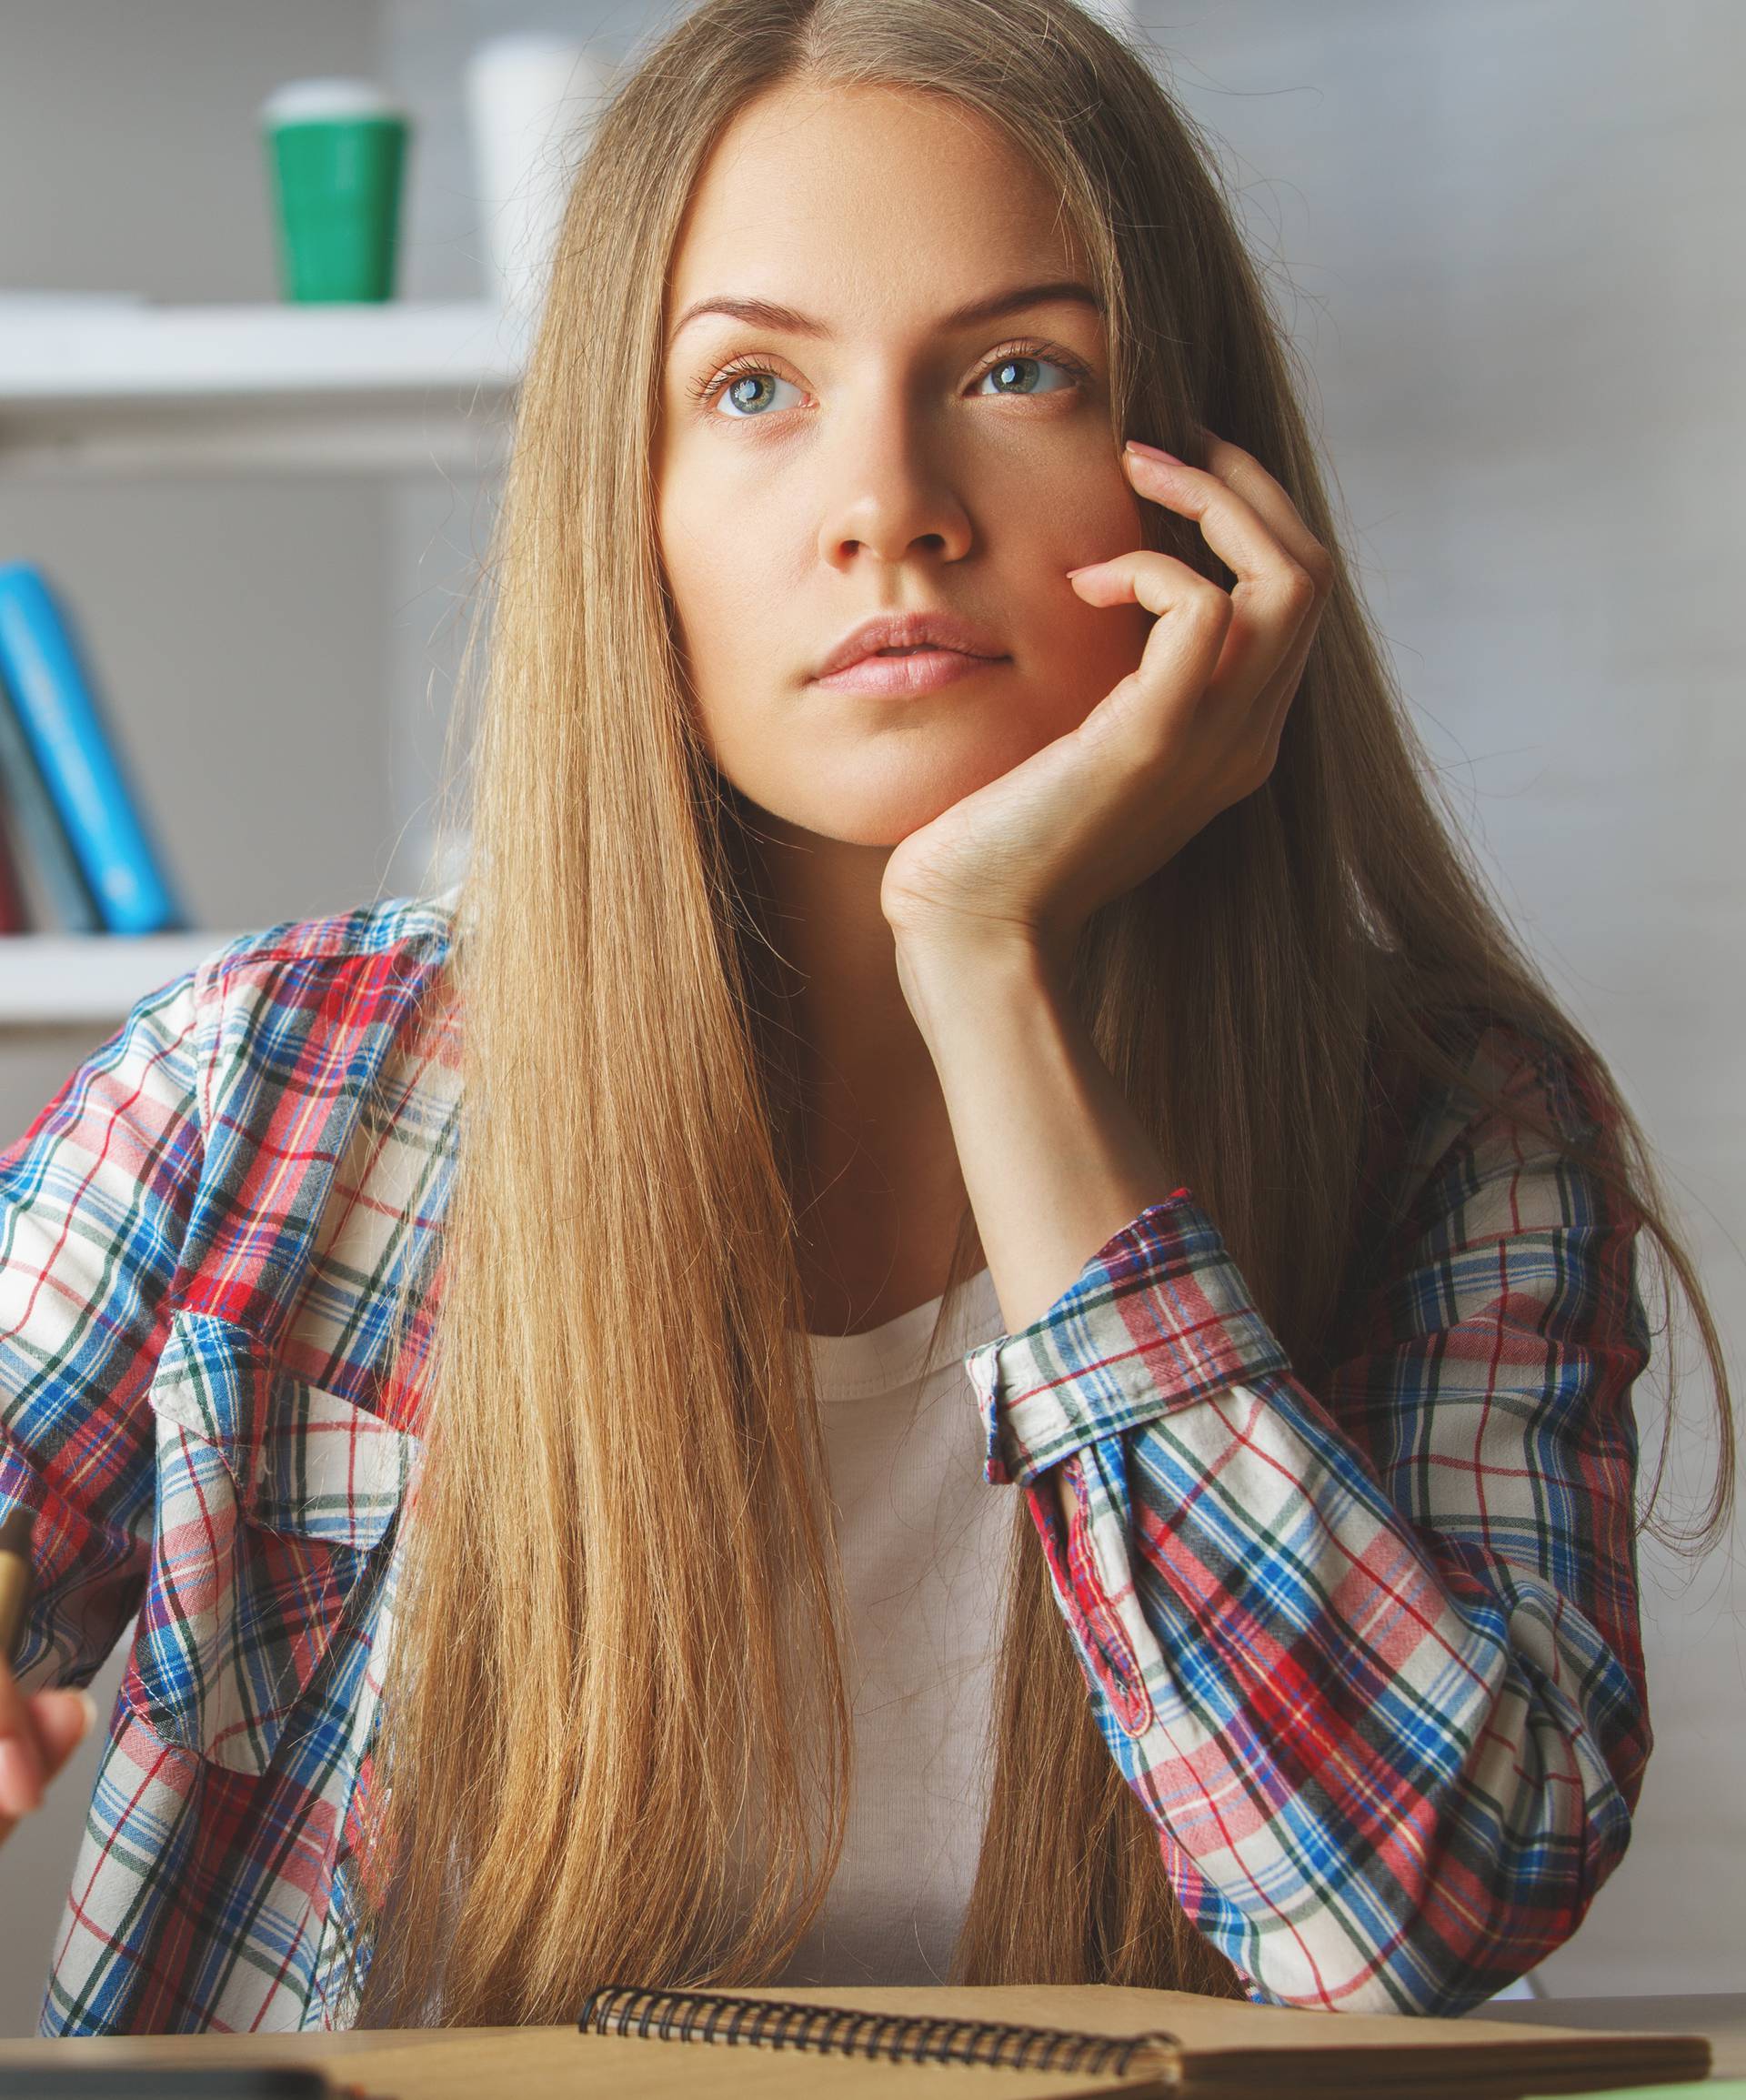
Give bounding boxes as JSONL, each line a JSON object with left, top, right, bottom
{"left": 709, "top": 367, "right": 803, "bottom": 419}
{"left": 973, "top": 352, "right": 1079, "bottom": 397}
{"left": 690, "top": 340, "right": 1091, "bottom": 421}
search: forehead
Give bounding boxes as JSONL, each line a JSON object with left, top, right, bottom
{"left": 665, "top": 80, "right": 1089, "bottom": 330}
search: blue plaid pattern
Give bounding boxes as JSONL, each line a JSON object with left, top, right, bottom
{"left": 0, "top": 893, "right": 1651, "bottom": 2028}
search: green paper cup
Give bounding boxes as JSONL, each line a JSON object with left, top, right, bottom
{"left": 262, "top": 79, "right": 410, "bottom": 302}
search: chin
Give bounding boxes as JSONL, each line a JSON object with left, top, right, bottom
{"left": 817, "top": 762, "right": 1007, "bottom": 843}
{"left": 728, "top": 735, "right": 1037, "bottom": 847}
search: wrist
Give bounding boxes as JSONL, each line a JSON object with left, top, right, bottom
{"left": 889, "top": 918, "right": 1061, "bottom": 1041}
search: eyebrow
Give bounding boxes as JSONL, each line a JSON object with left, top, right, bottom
{"left": 666, "top": 277, "right": 1105, "bottom": 353}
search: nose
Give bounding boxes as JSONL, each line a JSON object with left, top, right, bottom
{"left": 816, "top": 411, "right": 976, "bottom": 571}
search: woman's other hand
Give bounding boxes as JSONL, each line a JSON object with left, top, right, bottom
{"left": 0, "top": 1657, "right": 96, "bottom": 1849}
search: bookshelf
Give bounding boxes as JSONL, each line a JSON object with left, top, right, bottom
{"left": 0, "top": 932, "right": 247, "bottom": 1029}
{"left": 0, "top": 299, "right": 528, "bottom": 477}
{"left": 0, "top": 300, "right": 522, "bottom": 1028}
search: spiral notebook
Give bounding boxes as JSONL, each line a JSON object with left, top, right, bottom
{"left": 0, "top": 1988, "right": 1712, "bottom": 2100}
{"left": 557, "top": 1982, "right": 1716, "bottom": 2099}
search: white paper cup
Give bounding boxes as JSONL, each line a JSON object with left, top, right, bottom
{"left": 465, "top": 35, "right": 615, "bottom": 317}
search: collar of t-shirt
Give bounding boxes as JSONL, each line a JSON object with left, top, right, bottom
{"left": 798, "top": 1264, "right": 1007, "bottom": 1403}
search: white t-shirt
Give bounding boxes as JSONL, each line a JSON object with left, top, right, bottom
{"left": 767, "top": 1263, "right": 1015, "bottom": 1986}
{"left": 376, "top": 1264, "right": 1015, "bottom": 2009}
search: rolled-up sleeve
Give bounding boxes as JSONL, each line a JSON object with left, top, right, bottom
{"left": 963, "top": 1022, "right": 1651, "bottom": 2017}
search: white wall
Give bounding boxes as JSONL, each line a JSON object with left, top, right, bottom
{"left": 1140, "top": 0, "right": 1745, "bottom": 1995}
{"left": 0, "top": 0, "right": 1739, "bottom": 2035}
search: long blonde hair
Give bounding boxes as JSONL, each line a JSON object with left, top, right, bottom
{"left": 349, "top": 0, "right": 1735, "bottom": 2025}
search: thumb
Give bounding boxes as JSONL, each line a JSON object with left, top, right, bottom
{"left": 29, "top": 1688, "right": 97, "bottom": 1781}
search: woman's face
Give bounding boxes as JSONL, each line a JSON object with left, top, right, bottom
{"left": 655, "top": 78, "right": 1152, "bottom": 849}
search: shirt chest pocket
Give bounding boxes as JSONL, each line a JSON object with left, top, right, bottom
{"left": 121, "top": 1308, "right": 421, "bottom": 1777}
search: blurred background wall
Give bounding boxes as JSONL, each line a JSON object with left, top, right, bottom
{"left": 0, "top": 0, "right": 1739, "bottom": 2034}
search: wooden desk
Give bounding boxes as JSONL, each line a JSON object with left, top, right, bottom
{"left": 0, "top": 1990, "right": 1735, "bottom": 2096}
{"left": 0, "top": 2021, "right": 1152, "bottom": 2099}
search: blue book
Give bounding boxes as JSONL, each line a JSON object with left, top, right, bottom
{"left": 0, "top": 665, "right": 103, "bottom": 930}
{"left": 0, "top": 563, "right": 187, "bottom": 934}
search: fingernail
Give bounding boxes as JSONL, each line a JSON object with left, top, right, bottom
{"left": 1066, "top": 562, "right": 1101, "bottom": 578}
{"left": 75, "top": 1690, "right": 97, "bottom": 1738}
{"left": 1126, "top": 438, "right": 1182, "bottom": 464}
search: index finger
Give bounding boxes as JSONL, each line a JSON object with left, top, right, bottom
{"left": 1196, "top": 429, "right": 1335, "bottom": 589}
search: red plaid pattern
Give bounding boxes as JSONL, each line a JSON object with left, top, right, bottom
{"left": 0, "top": 895, "right": 1651, "bottom": 2028}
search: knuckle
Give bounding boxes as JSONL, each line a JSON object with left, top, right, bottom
{"left": 1187, "top": 583, "right": 1234, "bottom": 628}
{"left": 1279, "top": 561, "right": 1320, "bottom": 613}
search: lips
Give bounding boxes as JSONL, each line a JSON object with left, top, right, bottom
{"left": 812, "top": 608, "right": 1008, "bottom": 678}
{"left": 810, "top": 647, "right": 1003, "bottom": 698}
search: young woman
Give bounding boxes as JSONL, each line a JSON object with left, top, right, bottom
{"left": 0, "top": 0, "right": 1733, "bottom": 2039}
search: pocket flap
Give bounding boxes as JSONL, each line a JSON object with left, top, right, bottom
{"left": 148, "top": 1309, "right": 418, "bottom": 1551}
{"left": 129, "top": 1309, "right": 420, "bottom": 1773}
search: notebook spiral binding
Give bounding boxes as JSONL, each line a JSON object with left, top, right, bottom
{"left": 576, "top": 1984, "right": 1181, "bottom": 2076}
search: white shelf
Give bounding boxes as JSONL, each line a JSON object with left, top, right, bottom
{"left": 0, "top": 932, "right": 247, "bottom": 1029}
{"left": 0, "top": 300, "right": 530, "bottom": 477}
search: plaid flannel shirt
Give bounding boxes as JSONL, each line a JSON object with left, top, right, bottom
{"left": 0, "top": 891, "right": 1651, "bottom": 2033}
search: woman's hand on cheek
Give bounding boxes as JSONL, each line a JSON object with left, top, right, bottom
{"left": 878, "top": 431, "right": 1335, "bottom": 970}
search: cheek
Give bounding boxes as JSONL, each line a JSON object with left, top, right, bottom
{"left": 659, "top": 519, "right": 762, "bottom": 696}
{"left": 1031, "top": 587, "right": 1152, "bottom": 729}
{"left": 1018, "top": 481, "right": 1153, "bottom": 707}
{"left": 660, "top": 475, "right": 798, "bottom": 654}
